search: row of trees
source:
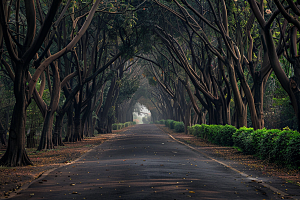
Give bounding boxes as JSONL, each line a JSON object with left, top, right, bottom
{"left": 0, "top": 0, "right": 147, "bottom": 166}
{"left": 136, "top": 0, "right": 300, "bottom": 134}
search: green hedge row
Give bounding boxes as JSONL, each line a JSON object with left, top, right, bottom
{"left": 188, "top": 124, "right": 300, "bottom": 169}
{"left": 153, "top": 119, "right": 166, "bottom": 124}
{"left": 163, "top": 119, "right": 184, "bottom": 133}
{"left": 159, "top": 120, "right": 165, "bottom": 124}
{"left": 233, "top": 127, "right": 300, "bottom": 168}
{"left": 188, "top": 124, "right": 237, "bottom": 146}
{"left": 153, "top": 119, "right": 185, "bottom": 133}
{"left": 174, "top": 121, "right": 185, "bottom": 133}
{"left": 112, "top": 121, "right": 136, "bottom": 130}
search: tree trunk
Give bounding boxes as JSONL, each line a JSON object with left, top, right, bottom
{"left": 227, "top": 60, "right": 248, "bottom": 128}
{"left": 81, "top": 99, "right": 91, "bottom": 137}
{"left": 207, "top": 101, "right": 214, "bottom": 125}
{"left": 254, "top": 74, "right": 265, "bottom": 129}
{"left": 0, "top": 68, "right": 32, "bottom": 166}
{"left": 73, "top": 105, "right": 82, "bottom": 141}
{"left": 98, "top": 78, "right": 116, "bottom": 133}
{"left": 26, "top": 130, "right": 36, "bottom": 148}
{"left": 64, "top": 105, "right": 74, "bottom": 142}
{"left": 0, "top": 121, "right": 7, "bottom": 146}
{"left": 184, "top": 104, "right": 192, "bottom": 134}
{"left": 38, "top": 110, "right": 55, "bottom": 150}
{"left": 86, "top": 112, "right": 93, "bottom": 137}
{"left": 107, "top": 116, "right": 113, "bottom": 133}
{"left": 38, "top": 64, "right": 60, "bottom": 150}
{"left": 53, "top": 113, "right": 64, "bottom": 146}
{"left": 192, "top": 110, "right": 198, "bottom": 125}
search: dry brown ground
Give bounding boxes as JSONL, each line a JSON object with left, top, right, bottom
{"left": 157, "top": 124, "right": 300, "bottom": 187}
{"left": 0, "top": 127, "right": 130, "bottom": 198}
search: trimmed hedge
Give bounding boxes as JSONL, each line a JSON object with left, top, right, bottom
{"left": 188, "top": 124, "right": 236, "bottom": 146}
{"left": 124, "top": 122, "right": 131, "bottom": 127}
{"left": 170, "top": 120, "right": 175, "bottom": 129}
{"left": 174, "top": 121, "right": 184, "bottom": 133}
{"left": 159, "top": 119, "right": 165, "bottom": 124}
{"left": 233, "top": 127, "right": 300, "bottom": 168}
{"left": 112, "top": 121, "right": 135, "bottom": 130}
{"left": 165, "top": 119, "right": 175, "bottom": 129}
{"left": 162, "top": 119, "right": 184, "bottom": 132}
{"left": 164, "top": 119, "right": 169, "bottom": 126}
{"left": 160, "top": 120, "right": 300, "bottom": 169}
{"left": 112, "top": 124, "right": 118, "bottom": 130}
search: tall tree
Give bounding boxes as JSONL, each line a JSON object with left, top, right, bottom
{"left": 0, "top": 0, "right": 62, "bottom": 166}
{"left": 248, "top": 0, "right": 300, "bottom": 130}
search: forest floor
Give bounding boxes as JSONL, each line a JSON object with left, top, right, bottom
{"left": 157, "top": 124, "right": 300, "bottom": 188}
{"left": 0, "top": 127, "right": 130, "bottom": 198}
{"left": 0, "top": 124, "right": 299, "bottom": 198}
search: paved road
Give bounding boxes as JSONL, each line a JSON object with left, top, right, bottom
{"left": 8, "top": 125, "right": 300, "bottom": 199}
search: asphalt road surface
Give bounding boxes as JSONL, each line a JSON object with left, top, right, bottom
{"left": 7, "top": 124, "right": 300, "bottom": 200}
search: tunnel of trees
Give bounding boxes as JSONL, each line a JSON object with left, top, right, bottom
{"left": 0, "top": 0, "right": 300, "bottom": 166}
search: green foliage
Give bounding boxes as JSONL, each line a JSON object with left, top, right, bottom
{"left": 264, "top": 74, "right": 298, "bottom": 130}
{"left": 165, "top": 119, "right": 172, "bottom": 128}
{"left": 112, "top": 124, "right": 118, "bottom": 130}
{"left": 169, "top": 120, "right": 175, "bottom": 129}
{"left": 117, "top": 77, "right": 140, "bottom": 104}
{"left": 188, "top": 124, "right": 300, "bottom": 168}
{"left": 232, "top": 127, "right": 255, "bottom": 154}
{"left": 112, "top": 121, "right": 135, "bottom": 130}
{"left": 259, "top": 129, "right": 281, "bottom": 160}
{"left": 120, "top": 124, "right": 125, "bottom": 129}
{"left": 219, "top": 125, "right": 237, "bottom": 146}
{"left": 190, "top": 124, "right": 236, "bottom": 146}
{"left": 108, "top": 106, "right": 115, "bottom": 117}
{"left": 159, "top": 119, "right": 165, "bottom": 124}
{"left": 285, "top": 132, "right": 300, "bottom": 168}
{"left": 164, "top": 119, "right": 175, "bottom": 129}
{"left": 160, "top": 119, "right": 183, "bottom": 132}
{"left": 233, "top": 127, "right": 300, "bottom": 169}
{"left": 148, "top": 76, "right": 157, "bottom": 86}
{"left": 174, "top": 121, "right": 184, "bottom": 133}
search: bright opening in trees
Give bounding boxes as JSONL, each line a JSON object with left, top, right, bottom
{"left": 133, "top": 103, "right": 151, "bottom": 124}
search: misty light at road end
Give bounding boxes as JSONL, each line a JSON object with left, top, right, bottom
{"left": 133, "top": 102, "right": 151, "bottom": 124}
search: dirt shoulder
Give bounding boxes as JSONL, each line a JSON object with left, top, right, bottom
{"left": 156, "top": 124, "right": 300, "bottom": 187}
{"left": 0, "top": 127, "right": 130, "bottom": 198}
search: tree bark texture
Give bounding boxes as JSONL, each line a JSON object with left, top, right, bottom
{"left": 0, "top": 68, "right": 32, "bottom": 166}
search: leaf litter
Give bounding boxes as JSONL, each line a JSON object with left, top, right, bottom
{"left": 0, "top": 134, "right": 109, "bottom": 197}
